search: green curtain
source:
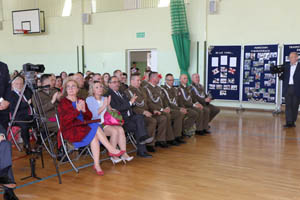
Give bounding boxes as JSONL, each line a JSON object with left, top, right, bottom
{"left": 170, "top": 0, "right": 191, "bottom": 83}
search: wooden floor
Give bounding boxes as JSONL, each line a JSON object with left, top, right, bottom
{"left": 4, "top": 110, "right": 300, "bottom": 200}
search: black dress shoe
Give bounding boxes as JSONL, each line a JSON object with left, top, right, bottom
{"left": 139, "top": 135, "right": 154, "bottom": 145}
{"left": 175, "top": 137, "right": 186, "bottom": 144}
{"left": 283, "top": 123, "right": 296, "bottom": 128}
{"left": 167, "top": 140, "right": 180, "bottom": 146}
{"left": 204, "top": 129, "right": 211, "bottom": 134}
{"left": 146, "top": 145, "right": 156, "bottom": 153}
{"left": 3, "top": 188, "right": 19, "bottom": 200}
{"left": 155, "top": 141, "right": 169, "bottom": 148}
{"left": 137, "top": 152, "right": 152, "bottom": 158}
{"left": 196, "top": 130, "right": 206, "bottom": 136}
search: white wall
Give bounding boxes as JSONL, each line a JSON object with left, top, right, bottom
{"left": 1, "top": 0, "right": 300, "bottom": 110}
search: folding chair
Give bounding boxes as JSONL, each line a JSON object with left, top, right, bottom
{"left": 55, "top": 114, "right": 93, "bottom": 173}
{"left": 126, "top": 132, "right": 137, "bottom": 151}
{"left": 7, "top": 114, "right": 36, "bottom": 152}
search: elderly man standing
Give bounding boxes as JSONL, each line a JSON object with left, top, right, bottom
{"left": 125, "top": 73, "right": 168, "bottom": 152}
{"left": 190, "top": 73, "right": 220, "bottom": 126}
{"left": 280, "top": 52, "right": 300, "bottom": 128}
{"left": 178, "top": 74, "right": 208, "bottom": 135}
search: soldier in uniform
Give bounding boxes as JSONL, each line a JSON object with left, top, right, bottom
{"left": 141, "top": 69, "right": 151, "bottom": 88}
{"left": 178, "top": 74, "right": 209, "bottom": 135}
{"left": 161, "top": 74, "right": 197, "bottom": 137}
{"left": 125, "top": 73, "right": 168, "bottom": 152}
{"left": 145, "top": 72, "right": 184, "bottom": 146}
{"left": 190, "top": 73, "right": 220, "bottom": 124}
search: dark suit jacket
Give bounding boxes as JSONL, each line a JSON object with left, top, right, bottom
{"left": 106, "top": 88, "right": 133, "bottom": 121}
{"left": 282, "top": 63, "right": 300, "bottom": 97}
{"left": 9, "top": 88, "right": 33, "bottom": 121}
{"left": 0, "top": 62, "right": 11, "bottom": 115}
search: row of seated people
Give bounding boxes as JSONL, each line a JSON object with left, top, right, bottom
{"left": 7, "top": 70, "right": 220, "bottom": 177}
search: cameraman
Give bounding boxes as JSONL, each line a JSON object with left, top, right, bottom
{"left": 281, "top": 52, "right": 300, "bottom": 128}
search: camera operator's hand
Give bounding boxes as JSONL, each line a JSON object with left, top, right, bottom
{"left": 0, "top": 100, "right": 10, "bottom": 110}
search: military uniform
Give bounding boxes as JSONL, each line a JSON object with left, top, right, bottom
{"left": 189, "top": 83, "right": 220, "bottom": 122}
{"left": 141, "top": 80, "right": 149, "bottom": 88}
{"left": 124, "top": 86, "right": 167, "bottom": 146}
{"left": 119, "top": 83, "right": 129, "bottom": 93}
{"left": 178, "top": 84, "right": 207, "bottom": 131}
{"left": 77, "top": 88, "right": 89, "bottom": 100}
{"left": 161, "top": 84, "right": 197, "bottom": 133}
{"left": 144, "top": 83, "right": 184, "bottom": 141}
{"left": 33, "top": 88, "right": 59, "bottom": 133}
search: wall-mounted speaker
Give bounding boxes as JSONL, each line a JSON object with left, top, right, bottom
{"left": 209, "top": 0, "right": 218, "bottom": 15}
{"left": 82, "top": 13, "right": 90, "bottom": 24}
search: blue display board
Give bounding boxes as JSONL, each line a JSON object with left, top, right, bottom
{"left": 283, "top": 44, "right": 300, "bottom": 64}
{"left": 206, "top": 46, "right": 241, "bottom": 101}
{"left": 242, "top": 45, "right": 278, "bottom": 103}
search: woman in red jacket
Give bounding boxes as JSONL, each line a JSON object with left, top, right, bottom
{"left": 58, "top": 78, "right": 124, "bottom": 176}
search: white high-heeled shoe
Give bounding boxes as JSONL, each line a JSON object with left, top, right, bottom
{"left": 121, "top": 155, "right": 134, "bottom": 163}
{"left": 110, "top": 157, "right": 122, "bottom": 165}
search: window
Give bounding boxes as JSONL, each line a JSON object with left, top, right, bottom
{"left": 158, "top": 0, "right": 170, "bottom": 8}
{"left": 62, "top": 0, "right": 72, "bottom": 17}
{"left": 91, "top": 0, "right": 97, "bottom": 13}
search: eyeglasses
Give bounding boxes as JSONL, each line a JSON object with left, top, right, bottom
{"left": 110, "top": 81, "right": 119, "bottom": 84}
{"left": 66, "top": 85, "right": 77, "bottom": 89}
{"left": 166, "top": 79, "right": 174, "bottom": 81}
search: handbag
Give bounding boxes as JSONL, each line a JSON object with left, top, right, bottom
{"left": 103, "top": 109, "right": 124, "bottom": 126}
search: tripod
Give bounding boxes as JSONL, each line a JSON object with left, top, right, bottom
{"left": 7, "top": 71, "right": 62, "bottom": 184}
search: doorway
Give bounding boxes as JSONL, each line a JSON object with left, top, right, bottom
{"left": 126, "top": 49, "right": 158, "bottom": 82}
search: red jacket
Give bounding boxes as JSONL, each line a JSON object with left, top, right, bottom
{"left": 57, "top": 97, "right": 92, "bottom": 145}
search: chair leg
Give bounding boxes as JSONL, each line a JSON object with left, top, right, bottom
{"left": 8, "top": 125, "right": 22, "bottom": 152}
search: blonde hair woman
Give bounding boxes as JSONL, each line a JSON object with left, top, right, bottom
{"left": 58, "top": 78, "right": 124, "bottom": 176}
{"left": 86, "top": 81, "right": 133, "bottom": 164}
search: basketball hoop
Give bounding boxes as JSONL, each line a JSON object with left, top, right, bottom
{"left": 15, "top": 29, "right": 29, "bottom": 34}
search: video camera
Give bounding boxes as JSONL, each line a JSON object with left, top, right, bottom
{"left": 270, "top": 63, "right": 285, "bottom": 74}
{"left": 23, "top": 63, "right": 45, "bottom": 73}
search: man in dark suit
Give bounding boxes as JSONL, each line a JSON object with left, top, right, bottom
{"left": 281, "top": 52, "right": 300, "bottom": 128}
{"left": 107, "top": 76, "right": 153, "bottom": 158}
{"left": 0, "top": 125, "right": 19, "bottom": 199}
{"left": 0, "top": 61, "right": 11, "bottom": 131}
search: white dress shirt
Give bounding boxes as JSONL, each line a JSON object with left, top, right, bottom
{"left": 289, "top": 62, "right": 297, "bottom": 85}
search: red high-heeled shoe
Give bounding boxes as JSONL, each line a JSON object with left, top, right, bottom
{"left": 108, "top": 150, "right": 125, "bottom": 157}
{"left": 93, "top": 166, "right": 104, "bottom": 176}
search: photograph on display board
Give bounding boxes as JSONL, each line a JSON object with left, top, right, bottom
{"left": 242, "top": 45, "right": 278, "bottom": 103}
{"left": 206, "top": 46, "right": 241, "bottom": 101}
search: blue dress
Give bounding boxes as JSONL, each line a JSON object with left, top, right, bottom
{"left": 72, "top": 102, "right": 102, "bottom": 148}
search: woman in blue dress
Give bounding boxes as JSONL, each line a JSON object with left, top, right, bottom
{"left": 58, "top": 78, "right": 124, "bottom": 176}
